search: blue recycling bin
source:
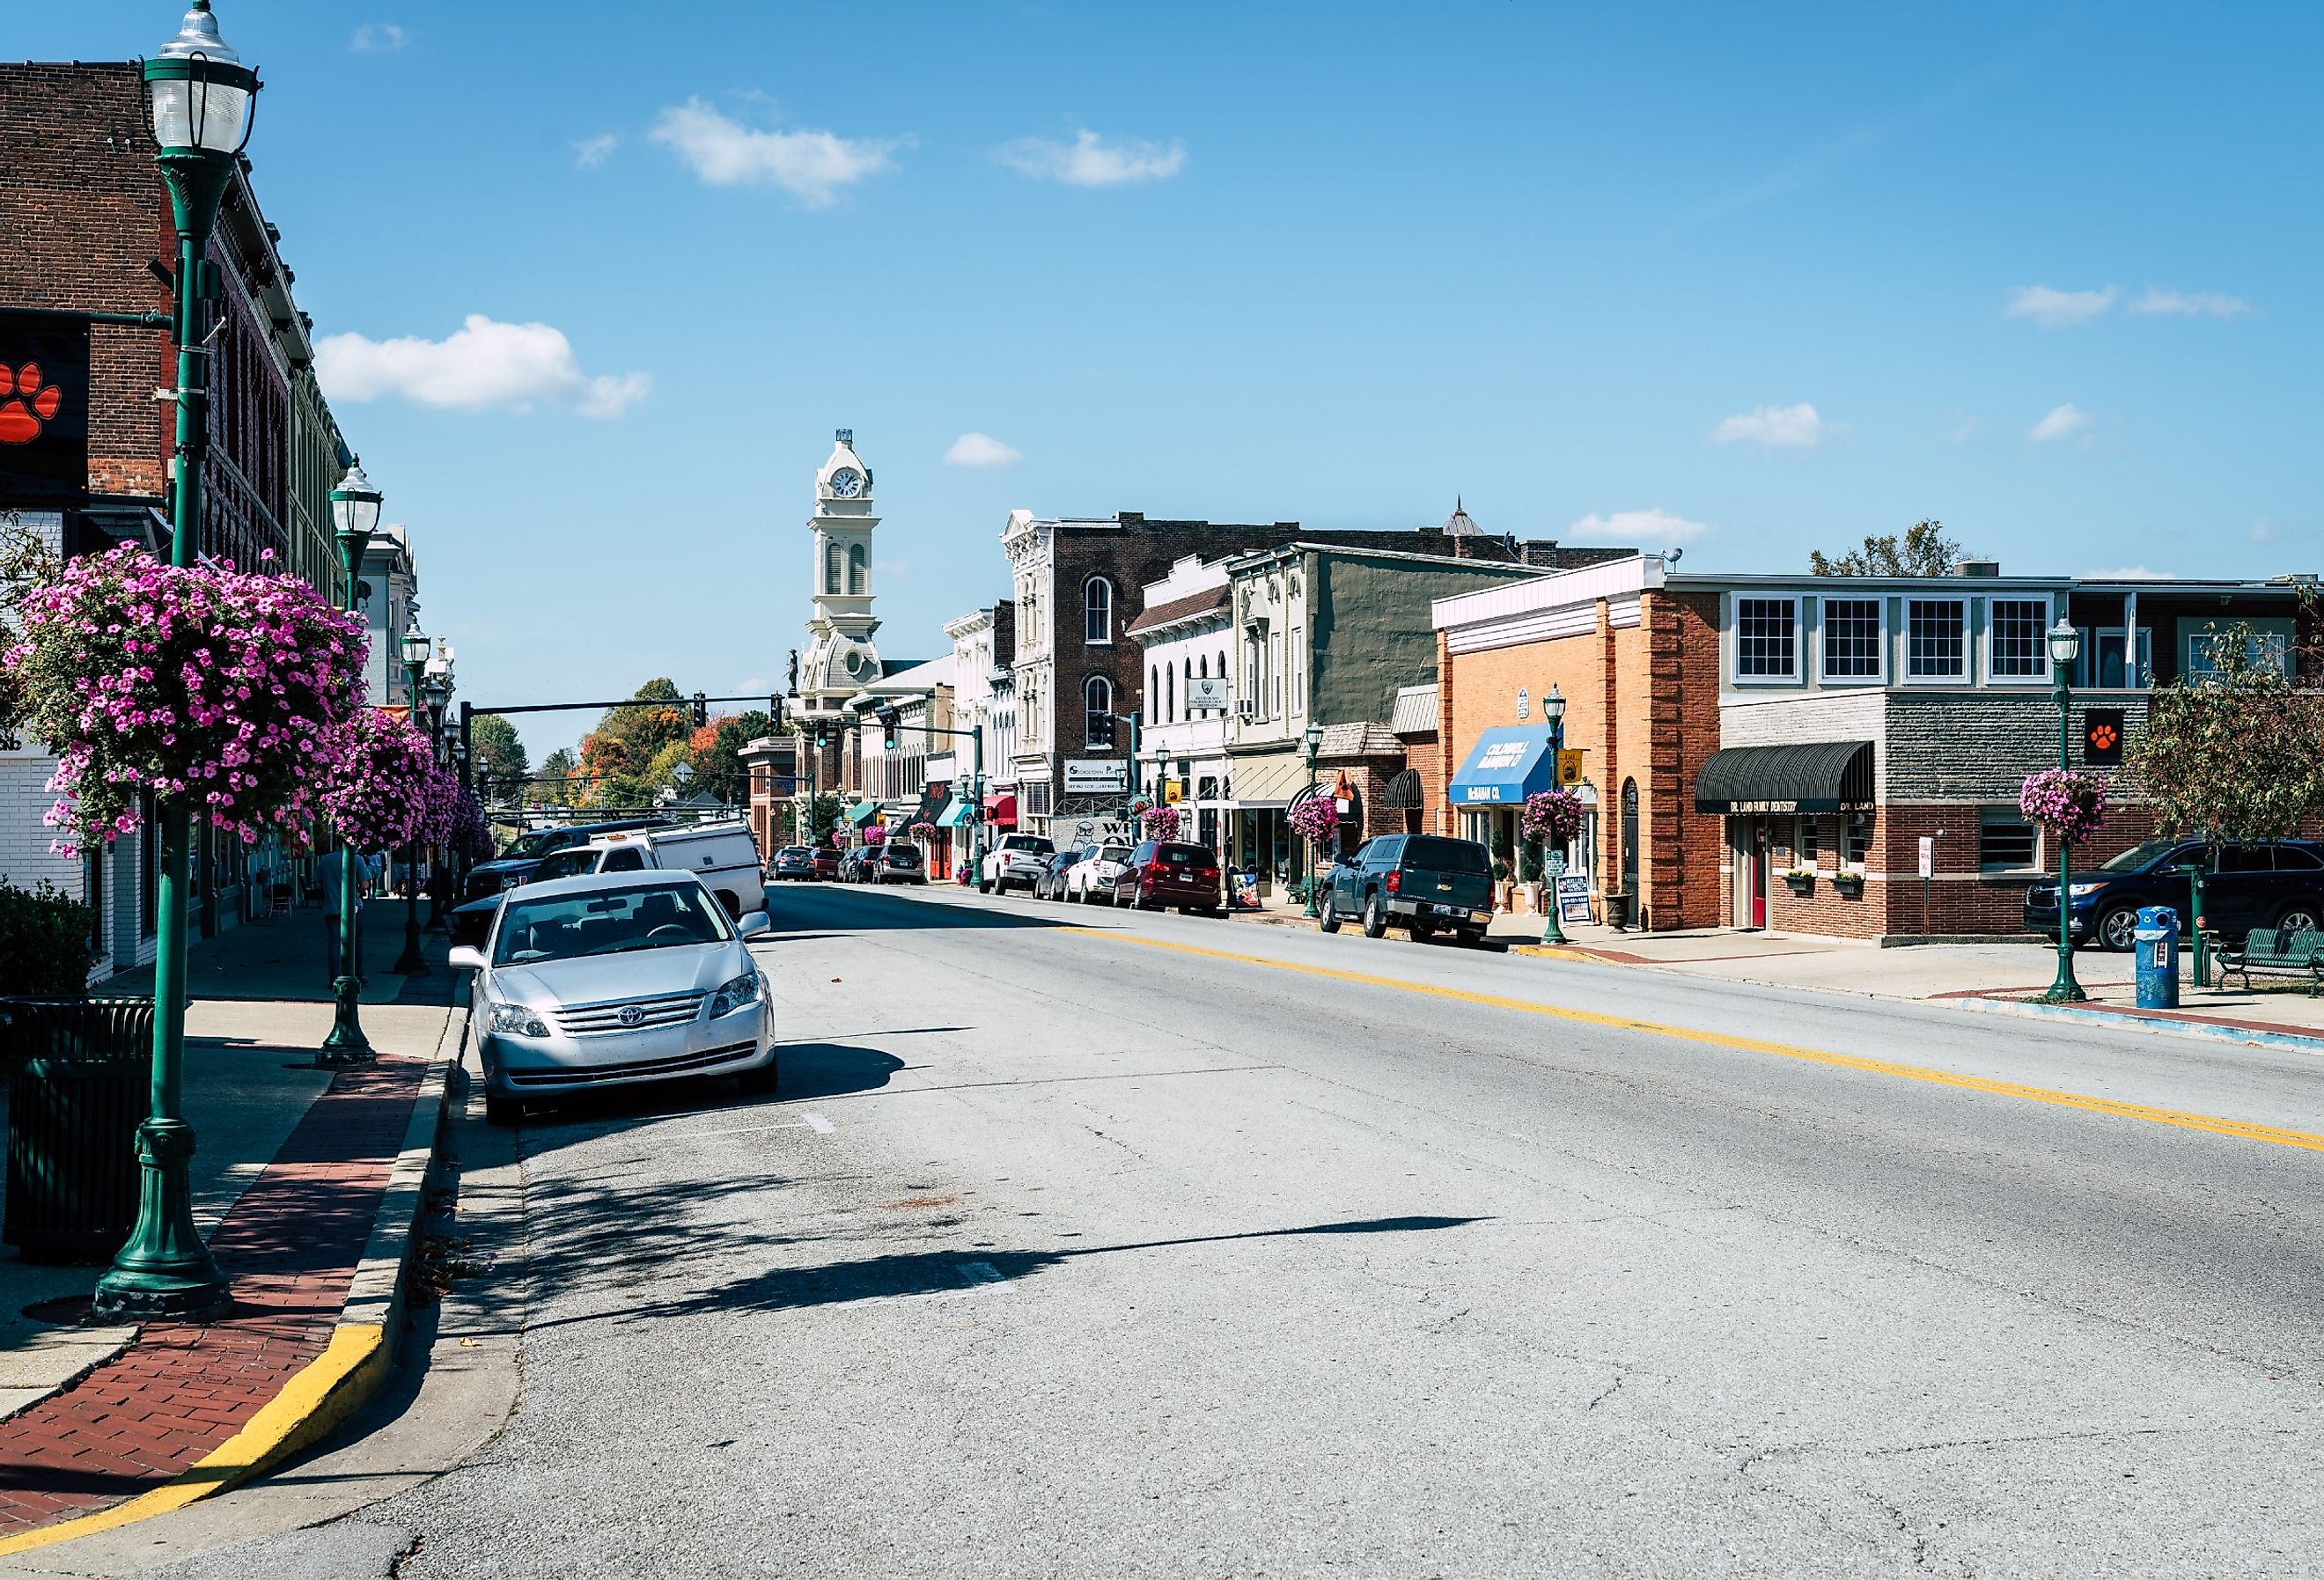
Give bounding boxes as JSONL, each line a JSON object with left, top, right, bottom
{"left": 2134, "top": 906, "right": 2180, "bottom": 1010}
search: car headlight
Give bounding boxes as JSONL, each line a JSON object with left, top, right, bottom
{"left": 708, "top": 971, "right": 764, "bottom": 1018}
{"left": 488, "top": 1001, "right": 551, "bottom": 1038}
{"left": 2067, "top": 882, "right": 2106, "bottom": 897}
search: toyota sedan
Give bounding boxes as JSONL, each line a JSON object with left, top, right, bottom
{"left": 449, "top": 869, "right": 776, "bottom": 1125}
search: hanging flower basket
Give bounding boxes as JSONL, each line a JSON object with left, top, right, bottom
{"left": 2019, "top": 768, "right": 2107, "bottom": 847}
{"left": 4, "top": 544, "right": 367, "bottom": 856}
{"left": 1520, "top": 789, "right": 1583, "bottom": 845}
{"left": 317, "top": 708, "right": 441, "bottom": 853}
{"left": 1288, "top": 795, "right": 1338, "bottom": 851}
{"left": 1140, "top": 804, "right": 1183, "bottom": 841}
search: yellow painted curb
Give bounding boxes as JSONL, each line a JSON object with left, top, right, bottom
{"left": 0, "top": 1322, "right": 387, "bottom": 1558}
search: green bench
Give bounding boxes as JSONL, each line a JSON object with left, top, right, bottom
{"left": 2217, "top": 927, "right": 2324, "bottom": 996}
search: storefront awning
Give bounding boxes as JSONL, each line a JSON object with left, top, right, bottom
{"left": 937, "top": 797, "right": 974, "bottom": 828}
{"left": 909, "top": 786, "right": 950, "bottom": 827}
{"left": 1447, "top": 726, "right": 1555, "bottom": 806}
{"left": 844, "top": 798, "right": 881, "bottom": 827}
{"left": 1694, "top": 741, "right": 1874, "bottom": 814}
{"left": 1382, "top": 768, "right": 1425, "bottom": 810}
{"left": 982, "top": 792, "right": 1018, "bottom": 830}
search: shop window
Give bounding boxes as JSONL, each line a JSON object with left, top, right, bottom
{"left": 1085, "top": 675, "right": 1114, "bottom": 747}
{"left": 1736, "top": 598, "right": 1798, "bottom": 679}
{"left": 1907, "top": 599, "right": 1967, "bottom": 680}
{"left": 1794, "top": 816, "right": 1820, "bottom": 865}
{"left": 1989, "top": 598, "right": 2049, "bottom": 680}
{"left": 1843, "top": 812, "right": 1871, "bottom": 871}
{"left": 1978, "top": 810, "right": 2038, "bottom": 871}
{"left": 1084, "top": 578, "right": 1113, "bottom": 644}
{"left": 1820, "top": 598, "right": 1883, "bottom": 680}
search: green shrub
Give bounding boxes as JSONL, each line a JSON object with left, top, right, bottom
{"left": 1518, "top": 837, "right": 1544, "bottom": 884}
{"left": 0, "top": 879, "right": 96, "bottom": 998}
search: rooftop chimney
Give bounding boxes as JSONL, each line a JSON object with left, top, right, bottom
{"left": 1953, "top": 559, "right": 2001, "bottom": 577}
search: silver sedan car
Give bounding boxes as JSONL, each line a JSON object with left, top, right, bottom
{"left": 449, "top": 868, "right": 776, "bottom": 1125}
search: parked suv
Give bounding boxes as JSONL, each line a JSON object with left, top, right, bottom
{"left": 873, "top": 841, "right": 928, "bottom": 885}
{"left": 980, "top": 834, "right": 1055, "bottom": 894}
{"left": 2025, "top": 838, "right": 2324, "bottom": 951}
{"left": 1116, "top": 841, "right": 1223, "bottom": 915}
{"left": 1033, "top": 848, "right": 1084, "bottom": 900}
{"left": 1320, "top": 834, "right": 1497, "bottom": 947}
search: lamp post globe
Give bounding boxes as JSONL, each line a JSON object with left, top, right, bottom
{"left": 2044, "top": 618, "right": 2087, "bottom": 1003}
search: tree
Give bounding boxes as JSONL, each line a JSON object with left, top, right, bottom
{"left": 577, "top": 678, "right": 690, "bottom": 810}
{"left": 535, "top": 747, "right": 577, "bottom": 805}
{"left": 1809, "top": 519, "right": 1966, "bottom": 577}
{"left": 469, "top": 714, "right": 528, "bottom": 797}
{"left": 695, "top": 710, "right": 771, "bottom": 806}
{"left": 2127, "top": 617, "right": 2324, "bottom": 842}
{"left": 808, "top": 791, "right": 844, "bottom": 847}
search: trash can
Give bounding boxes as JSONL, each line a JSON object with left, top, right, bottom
{"left": 2133, "top": 906, "right": 2181, "bottom": 1010}
{"left": 2, "top": 998, "right": 153, "bottom": 1264}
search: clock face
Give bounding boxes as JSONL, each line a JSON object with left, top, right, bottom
{"left": 827, "top": 467, "right": 864, "bottom": 498}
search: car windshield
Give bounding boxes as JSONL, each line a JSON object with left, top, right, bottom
{"left": 2098, "top": 840, "right": 2186, "bottom": 874}
{"left": 534, "top": 849, "right": 599, "bottom": 882}
{"left": 493, "top": 882, "right": 732, "bottom": 966}
{"left": 1405, "top": 836, "right": 1489, "bottom": 873}
{"left": 500, "top": 831, "right": 555, "bottom": 860}
{"left": 1007, "top": 837, "right": 1055, "bottom": 856}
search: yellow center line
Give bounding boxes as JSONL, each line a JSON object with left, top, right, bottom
{"left": 1082, "top": 927, "right": 2324, "bottom": 1156}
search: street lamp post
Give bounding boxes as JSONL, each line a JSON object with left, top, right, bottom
{"left": 319, "top": 462, "right": 379, "bottom": 1066}
{"left": 1541, "top": 686, "right": 1569, "bottom": 948}
{"left": 1300, "top": 723, "right": 1326, "bottom": 918}
{"left": 421, "top": 671, "right": 450, "bottom": 934}
{"left": 2043, "top": 619, "right": 2086, "bottom": 1003}
{"left": 392, "top": 618, "right": 430, "bottom": 974}
{"left": 91, "top": 0, "right": 261, "bottom": 1324}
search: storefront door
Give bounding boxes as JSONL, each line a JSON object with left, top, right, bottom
{"left": 1747, "top": 818, "right": 1771, "bottom": 929}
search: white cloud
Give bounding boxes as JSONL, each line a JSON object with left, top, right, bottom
{"left": 351, "top": 22, "right": 405, "bottom": 52}
{"left": 1569, "top": 508, "right": 1713, "bottom": 545}
{"left": 944, "top": 432, "right": 1023, "bottom": 467}
{"left": 2130, "top": 287, "right": 2253, "bottom": 319}
{"left": 2004, "top": 284, "right": 2117, "bottom": 327}
{"left": 2252, "top": 518, "right": 2280, "bottom": 545}
{"left": 315, "top": 314, "right": 651, "bottom": 418}
{"left": 997, "top": 129, "right": 1187, "bottom": 187}
{"left": 2082, "top": 566, "right": 2178, "bottom": 580}
{"left": 648, "top": 98, "right": 901, "bottom": 206}
{"left": 2026, "top": 402, "right": 2090, "bottom": 442}
{"left": 1710, "top": 402, "right": 1831, "bottom": 449}
{"left": 573, "top": 133, "right": 618, "bottom": 170}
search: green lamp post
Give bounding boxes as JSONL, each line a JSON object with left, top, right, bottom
{"left": 1540, "top": 685, "right": 1569, "bottom": 947}
{"left": 1300, "top": 722, "right": 1326, "bottom": 918}
{"left": 320, "top": 460, "right": 382, "bottom": 1066}
{"left": 91, "top": 0, "right": 261, "bottom": 1325}
{"left": 421, "top": 667, "right": 451, "bottom": 933}
{"left": 2042, "top": 618, "right": 2087, "bottom": 1003}
{"left": 392, "top": 617, "right": 431, "bottom": 974}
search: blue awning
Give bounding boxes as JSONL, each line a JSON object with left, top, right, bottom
{"left": 936, "top": 798, "right": 973, "bottom": 828}
{"left": 1447, "top": 726, "right": 1555, "bottom": 806}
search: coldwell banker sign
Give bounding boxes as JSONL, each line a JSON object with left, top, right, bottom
{"left": 0, "top": 313, "right": 91, "bottom": 508}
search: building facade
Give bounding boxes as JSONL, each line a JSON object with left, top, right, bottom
{"left": 1128, "top": 557, "right": 1233, "bottom": 852}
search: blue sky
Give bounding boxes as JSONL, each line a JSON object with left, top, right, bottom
{"left": 27, "top": 3, "right": 2319, "bottom": 758}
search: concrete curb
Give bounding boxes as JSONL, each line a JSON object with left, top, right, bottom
{"left": 0, "top": 1007, "right": 466, "bottom": 1561}
{"left": 1945, "top": 994, "right": 2324, "bottom": 1056}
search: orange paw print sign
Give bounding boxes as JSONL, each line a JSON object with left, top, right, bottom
{"left": 0, "top": 312, "right": 90, "bottom": 506}
{"left": 0, "top": 362, "right": 64, "bottom": 445}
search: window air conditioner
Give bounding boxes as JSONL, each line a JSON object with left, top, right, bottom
{"left": 1236, "top": 699, "right": 1257, "bottom": 719}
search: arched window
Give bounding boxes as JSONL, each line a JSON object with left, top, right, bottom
{"left": 1085, "top": 675, "right": 1114, "bottom": 747}
{"left": 1165, "top": 663, "right": 1175, "bottom": 722}
{"left": 1085, "top": 578, "right": 1112, "bottom": 644}
{"left": 848, "top": 543, "right": 868, "bottom": 595}
{"left": 1149, "top": 665, "right": 1159, "bottom": 724}
{"left": 824, "top": 540, "right": 843, "bottom": 595}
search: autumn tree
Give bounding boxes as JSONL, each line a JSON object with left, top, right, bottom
{"left": 1810, "top": 519, "right": 1967, "bottom": 577}
{"left": 577, "top": 678, "right": 690, "bottom": 810}
{"left": 469, "top": 714, "right": 528, "bottom": 804}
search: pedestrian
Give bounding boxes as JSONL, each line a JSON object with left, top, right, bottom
{"left": 320, "top": 845, "right": 364, "bottom": 987}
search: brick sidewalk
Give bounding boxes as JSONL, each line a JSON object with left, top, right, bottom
{"left": 0, "top": 1057, "right": 425, "bottom": 1536}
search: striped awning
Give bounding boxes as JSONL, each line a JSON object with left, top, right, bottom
{"left": 1382, "top": 768, "right": 1425, "bottom": 810}
{"left": 1694, "top": 741, "right": 1873, "bottom": 814}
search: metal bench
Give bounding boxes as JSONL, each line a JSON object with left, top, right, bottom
{"left": 2216, "top": 927, "right": 2324, "bottom": 996}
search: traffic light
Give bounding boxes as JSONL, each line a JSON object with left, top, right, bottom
{"left": 690, "top": 691, "right": 708, "bottom": 728}
{"left": 879, "top": 707, "right": 901, "bottom": 753}
{"left": 2083, "top": 707, "right": 2124, "bottom": 766}
{"left": 769, "top": 694, "right": 785, "bottom": 730}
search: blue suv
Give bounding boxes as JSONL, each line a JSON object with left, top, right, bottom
{"left": 2025, "top": 839, "right": 2324, "bottom": 952}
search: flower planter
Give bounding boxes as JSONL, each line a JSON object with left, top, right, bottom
{"left": 1783, "top": 873, "right": 1817, "bottom": 896}
{"left": 1833, "top": 874, "right": 1865, "bottom": 900}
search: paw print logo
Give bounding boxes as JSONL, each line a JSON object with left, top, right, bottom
{"left": 0, "top": 362, "right": 64, "bottom": 445}
{"left": 2087, "top": 722, "right": 2118, "bottom": 752}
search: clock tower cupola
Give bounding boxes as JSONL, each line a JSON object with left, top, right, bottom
{"left": 801, "top": 429, "right": 885, "bottom": 712}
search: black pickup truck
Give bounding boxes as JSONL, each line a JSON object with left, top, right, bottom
{"left": 462, "top": 818, "right": 671, "bottom": 901}
{"left": 1320, "top": 834, "right": 1501, "bottom": 948}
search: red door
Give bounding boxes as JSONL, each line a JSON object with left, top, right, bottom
{"left": 1749, "top": 819, "right": 1770, "bottom": 929}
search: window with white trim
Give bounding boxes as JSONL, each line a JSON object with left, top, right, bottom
{"left": 1843, "top": 812, "right": 1871, "bottom": 871}
{"left": 1820, "top": 598, "right": 1882, "bottom": 680}
{"left": 1084, "top": 578, "right": 1112, "bottom": 644}
{"left": 1978, "top": 807, "right": 2038, "bottom": 871}
{"left": 1084, "top": 675, "right": 1114, "bottom": 747}
{"left": 1989, "top": 598, "right": 2049, "bottom": 680}
{"left": 1906, "top": 599, "right": 1967, "bottom": 680}
{"left": 1735, "top": 598, "right": 1798, "bottom": 679}
{"left": 1794, "top": 816, "right": 1820, "bottom": 865}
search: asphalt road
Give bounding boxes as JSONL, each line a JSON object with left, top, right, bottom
{"left": 342, "top": 881, "right": 2324, "bottom": 1576}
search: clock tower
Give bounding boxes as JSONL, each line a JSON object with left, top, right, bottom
{"left": 800, "top": 429, "right": 885, "bottom": 716}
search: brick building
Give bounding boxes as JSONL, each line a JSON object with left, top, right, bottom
{"left": 1, "top": 61, "right": 357, "bottom": 977}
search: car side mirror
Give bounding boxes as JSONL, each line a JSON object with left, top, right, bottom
{"left": 736, "top": 912, "right": 771, "bottom": 938}
{"left": 447, "top": 945, "right": 488, "bottom": 973}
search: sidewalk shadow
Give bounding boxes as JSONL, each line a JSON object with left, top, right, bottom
{"left": 523, "top": 1214, "right": 1489, "bottom": 1334}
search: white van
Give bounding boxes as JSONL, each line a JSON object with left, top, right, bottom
{"left": 531, "top": 821, "right": 767, "bottom": 918}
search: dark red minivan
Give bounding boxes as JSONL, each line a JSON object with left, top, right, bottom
{"left": 1116, "top": 841, "right": 1223, "bottom": 915}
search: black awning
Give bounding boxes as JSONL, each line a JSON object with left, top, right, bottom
{"left": 1381, "top": 768, "right": 1424, "bottom": 810}
{"left": 909, "top": 783, "right": 952, "bottom": 827}
{"left": 1694, "top": 741, "right": 1873, "bottom": 814}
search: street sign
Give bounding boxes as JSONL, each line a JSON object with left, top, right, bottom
{"left": 2083, "top": 707, "right": 2124, "bottom": 766}
{"left": 1556, "top": 749, "right": 1585, "bottom": 788}
{"left": 1917, "top": 836, "right": 1934, "bottom": 878}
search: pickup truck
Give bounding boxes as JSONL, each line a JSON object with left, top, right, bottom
{"left": 462, "top": 818, "right": 671, "bottom": 901}
{"left": 1320, "top": 834, "right": 1500, "bottom": 948}
{"left": 526, "top": 820, "right": 767, "bottom": 919}
{"left": 978, "top": 833, "right": 1055, "bottom": 894}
